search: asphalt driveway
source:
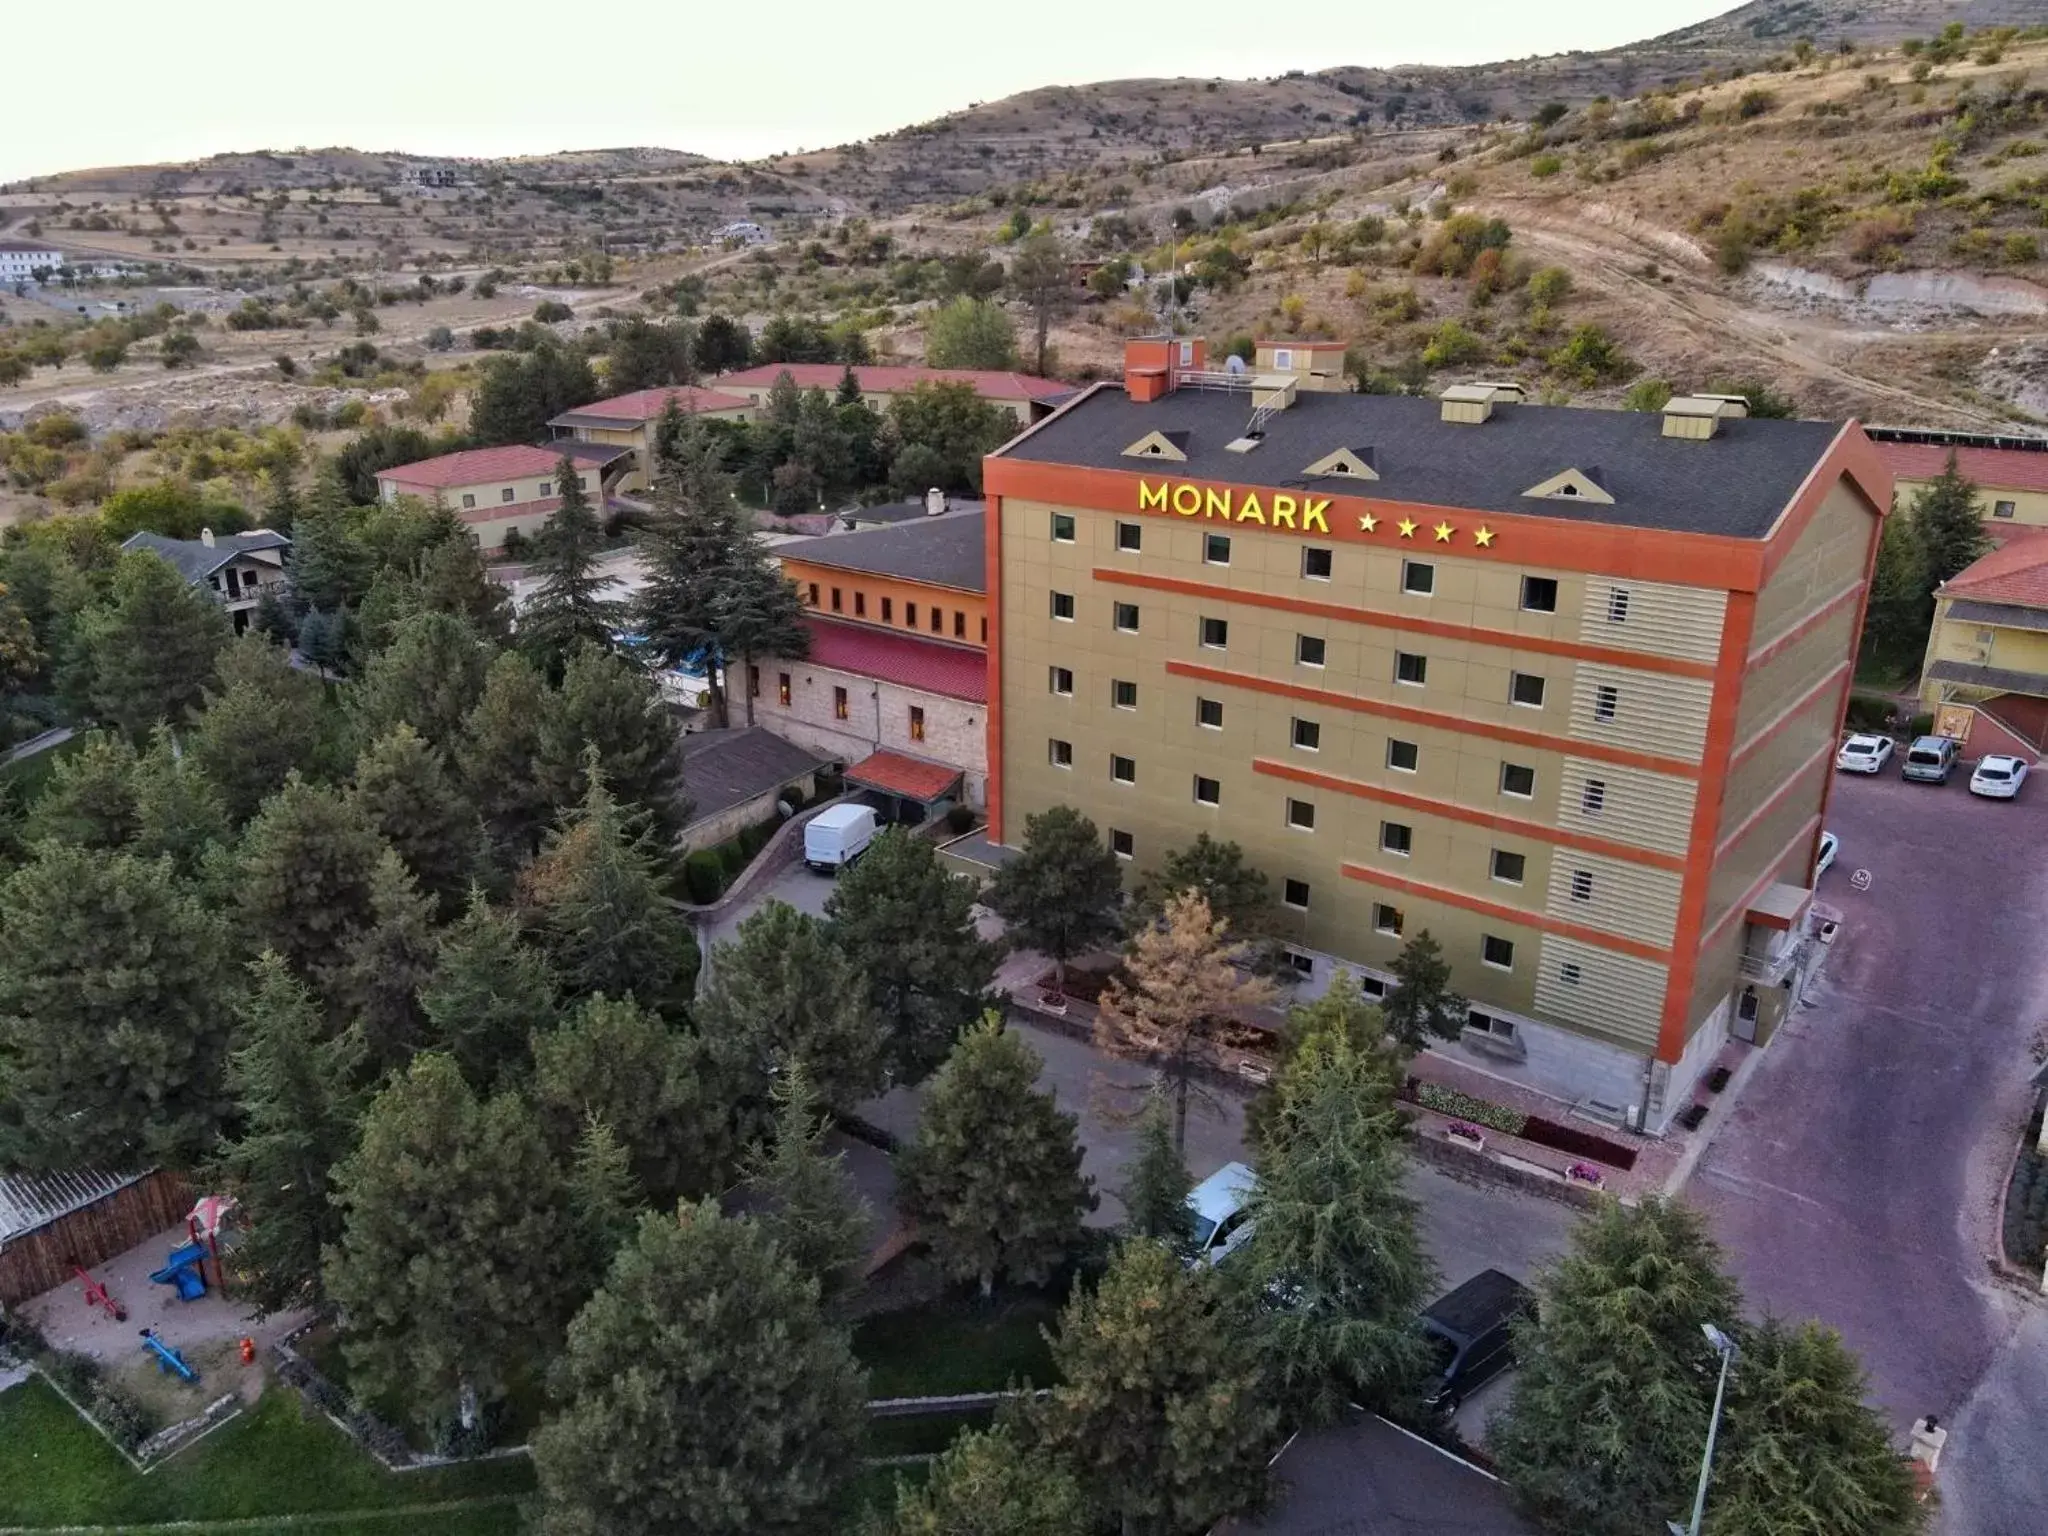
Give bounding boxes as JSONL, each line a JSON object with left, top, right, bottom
{"left": 1687, "top": 766, "right": 2048, "bottom": 1534}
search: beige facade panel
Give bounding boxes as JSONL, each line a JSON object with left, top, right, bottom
{"left": 1731, "top": 606, "right": 1857, "bottom": 748}
{"left": 1704, "top": 757, "right": 1828, "bottom": 926}
{"left": 1532, "top": 935, "right": 1666, "bottom": 1052}
{"left": 1555, "top": 757, "right": 1697, "bottom": 857}
{"left": 1576, "top": 577, "right": 1727, "bottom": 664}
{"left": 1542, "top": 849, "right": 1681, "bottom": 949}
{"left": 1568, "top": 663, "right": 1712, "bottom": 761}
{"left": 1719, "top": 689, "right": 1841, "bottom": 843}
{"left": 1687, "top": 913, "right": 1750, "bottom": 1034}
{"left": 1752, "top": 482, "right": 1875, "bottom": 649}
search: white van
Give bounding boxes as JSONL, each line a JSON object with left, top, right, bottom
{"left": 1184, "top": 1161, "right": 1257, "bottom": 1268}
{"left": 804, "top": 804, "right": 878, "bottom": 873}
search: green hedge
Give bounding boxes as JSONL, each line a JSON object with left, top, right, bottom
{"left": 1415, "top": 1082, "right": 1528, "bottom": 1136}
{"left": 682, "top": 849, "right": 725, "bottom": 904}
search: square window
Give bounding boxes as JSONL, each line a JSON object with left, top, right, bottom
{"left": 1995, "top": 500, "right": 2017, "bottom": 519}
{"left": 1283, "top": 878, "right": 1311, "bottom": 910}
{"left": 1112, "top": 754, "right": 1137, "bottom": 784}
{"left": 1194, "top": 775, "right": 1222, "bottom": 806}
{"left": 1286, "top": 798, "right": 1316, "bottom": 830}
{"left": 500, "top": 487, "right": 515, "bottom": 503}
{"left": 1402, "top": 560, "right": 1435, "bottom": 595}
{"left": 1520, "top": 576, "right": 1558, "bottom": 613}
{"left": 1111, "top": 828, "right": 1134, "bottom": 859}
{"left": 1297, "top": 634, "right": 1327, "bottom": 667}
{"left": 1051, "top": 591, "right": 1075, "bottom": 621}
{"left": 1360, "top": 975, "right": 1388, "bottom": 997}
{"left": 1582, "top": 779, "right": 1607, "bottom": 815}
{"left": 1287, "top": 948, "right": 1315, "bottom": 976}
{"left": 855, "top": 591, "right": 867, "bottom": 617}
{"left": 1491, "top": 849, "right": 1526, "bottom": 885}
{"left": 1116, "top": 521, "right": 1143, "bottom": 552}
{"left": 881, "top": 596, "right": 893, "bottom": 622}
{"left": 1607, "top": 588, "right": 1631, "bottom": 623}
{"left": 1050, "top": 738, "right": 1074, "bottom": 768}
{"left": 1594, "top": 684, "right": 1619, "bottom": 722}
{"left": 1200, "top": 617, "right": 1229, "bottom": 649}
{"left": 1302, "top": 546, "right": 1333, "bottom": 580}
{"left": 1482, "top": 935, "right": 1515, "bottom": 970}
{"left": 539, "top": 481, "right": 552, "bottom": 497}
{"left": 1196, "top": 697, "right": 1224, "bottom": 729}
{"left": 1205, "top": 532, "right": 1232, "bottom": 566}
{"left": 1112, "top": 679, "right": 1138, "bottom": 710}
{"left": 777, "top": 672, "right": 792, "bottom": 707}
{"left": 1381, "top": 821, "right": 1412, "bottom": 856}
{"left": 1395, "top": 651, "right": 1427, "bottom": 686}
{"left": 1570, "top": 869, "right": 1594, "bottom": 902}
{"left": 1560, "top": 960, "right": 1582, "bottom": 985}
{"left": 1387, "top": 738, "right": 1419, "bottom": 772}
{"left": 1510, "top": 672, "right": 1546, "bottom": 708}
{"left": 833, "top": 685, "right": 848, "bottom": 720}
{"left": 1273, "top": 347, "right": 1294, "bottom": 369}
{"left": 1501, "top": 762, "right": 1536, "bottom": 798}
{"left": 831, "top": 586, "right": 843, "bottom": 613}
{"left": 1052, "top": 512, "right": 1076, "bottom": 542}
{"left": 909, "top": 705, "right": 926, "bottom": 742}
{"left": 1292, "top": 717, "right": 1321, "bottom": 751}
{"left": 1373, "top": 903, "right": 1404, "bottom": 936}
{"left": 1050, "top": 666, "right": 1074, "bottom": 696}
{"left": 1114, "top": 602, "right": 1140, "bottom": 633}
{"left": 461, "top": 493, "right": 475, "bottom": 509}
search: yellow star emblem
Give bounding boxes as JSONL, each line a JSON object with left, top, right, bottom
{"left": 1396, "top": 518, "right": 1418, "bottom": 539}
{"left": 1358, "top": 512, "right": 1378, "bottom": 533}
{"left": 1434, "top": 522, "right": 1455, "bottom": 543}
{"left": 1473, "top": 526, "right": 1496, "bottom": 548}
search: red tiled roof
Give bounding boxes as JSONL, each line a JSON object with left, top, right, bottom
{"left": 378, "top": 444, "right": 569, "bottom": 489}
{"left": 1874, "top": 442, "right": 2048, "bottom": 496}
{"left": 847, "top": 750, "right": 963, "bottom": 802}
{"left": 801, "top": 617, "right": 986, "bottom": 702}
{"left": 711, "top": 364, "right": 1070, "bottom": 403}
{"left": 1942, "top": 530, "right": 2048, "bottom": 607}
{"left": 552, "top": 385, "right": 747, "bottom": 424}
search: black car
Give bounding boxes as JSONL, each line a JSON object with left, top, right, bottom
{"left": 1420, "top": 1268, "right": 1535, "bottom": 1415}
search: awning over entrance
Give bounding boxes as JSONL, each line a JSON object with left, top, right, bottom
{"left": 1745, "top": 881, "right": 1812, "bottom": 932}
{"left": 846, "top": 750, "right": 963, "bottom": 804}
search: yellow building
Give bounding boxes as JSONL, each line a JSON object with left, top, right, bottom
{"left": 982, "top": 339, "right": 1891, "bottom": 1130}
{"left": 547, "top": 385, "right": 754, "bottom": 495}
{"left": 706, "top": 363, "right": 1072, "bottom": 424}
{"left": 1918, "top": 533, "right": 2048, "bottom": 759}
{"left": 375, "top": 443, "right": 630, "bottom": 551}
{"left": 1871, "top": 429, "right": 2048, "bottom": 531}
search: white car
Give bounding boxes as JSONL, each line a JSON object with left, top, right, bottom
{"left": 1815, "top": 831, "right": 1838, "bottom": 877}
{"left": 1970, "top": 755, "right": 2030, "bottom": 800}
{"left": 1835, "top": 734, "right": 1894, "bottom": 774}
{"left": 1184, "top": 1162, "right": 1257, "bottom": 1268}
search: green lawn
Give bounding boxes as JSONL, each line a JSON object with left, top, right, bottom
{"left": 852, "top": 1292, "right": 1060, "bottom": 1398}
{"left": 0, "top": 1378, "right": 533, "bottom": 1531}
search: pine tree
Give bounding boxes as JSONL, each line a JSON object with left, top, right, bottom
{"left": 1246, "top": 971, "right": 1397, "bottom": 1153}
{"left": 208, "top": 954, "right": 365, "bottom": 1316}
{"left": 325, "top": 1053, "right": 587, "bottom": 1426}
{"left": 538, "top": 640, "right": 689, "bottom": 839}
{"left": 1860, "top": 508, "right": 1929, "bottom": 669}
{"left": 419, "top": 890, "right": 561, "bottom": 1090}
{"left": 985, "top": 805, "right": 1123, "bottom": 994}
{"left": 1911, "top": 450, "right": 1988, "bottom": 589}
{"left": 352, "top": 723, "right": 484, "bottom": 915}
{"left": 1240, "top": 1030, "right": 1434, "bottom": 1425}
{"left": 695, "top": 899, "right": 886, "bottom": 1136}
{"left": 530, "top": 1201, "right": 867, "bottom": 1536}
{"left": 64, "top": 548, "right": 229, "bottom": 739}
{"left": 189, "top": 633, "right": 340, "bottom": 823}
{"left": 1490, "top": 1198, "right": 1747, "bottom": 1536}
{"left": 350, "top": 609, "right": 491, "bottom": 752}
{"left": 1129, "top": 832, "right": 1276, "bottom": 948}
{"left": 823, "top": 827, "right": 1000, "bottom": 1084}
{"left": 1382, "top": 929, "right": 1468, "bottom": 1049}
{"left": 566, "top": 1117, "right": 641, "bottom": 1295}
{"left": 236, "top": 772, "right": 387, "bottom": 989}
{"left": 1712, "top": 1318, "right": 1925, "bottom": 1536}
{"left": 719, "top": 546, "right": 810, "bottom": 727}
{"left": 414, "top": 532, "right": 515, "bottom": 647}
{"left": 519, "top": 456, "right": 615, "bottom": 679}
{"left": 340, "top": 849, "right": 441, "bottom": 1075}
{"left": 898, "top": 1013, "right": 1094, "bottom": 1298}
{"left": 287, "top": 473, "right": 375, "bottom": 614}
{"left": 458, "top": 649, "right": 562, "bottom": 867}
{"left": 1041, "top": 1238, "right": 1278, "bottom": 1535}
{"left": 881, "top": 1421, "right": 1089, "bottom": 1536}
{"left": 532, "top": 994, "right": 722, "bottom": 1204}
{"left": 744, "top": 1062, "right": 871, "bottom": 1300}
{"left": 1097, "top": 891, "right": 1277, "bottom": 1153}
{"left": 1119, "top": 1089, "right": 1195, "bottom": 1252}
{"left": 22, "top": 730, "right": 140, "bottom": 849}
{"left": 525, "top": 767, "right": 698, "bottom": 1016}
{"left": 0, "top": 841, "right": 231, "bottom": 1168}
{"left": 131, "top": 727, "right": 231, "bottom": 876}
{"left": 633, "top": 429, "right": 745, "bottom": 726}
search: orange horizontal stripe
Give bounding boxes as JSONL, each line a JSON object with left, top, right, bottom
{"left": 1166, "top": 660, "right": 1703, "bottom": 779}
{"left": 1701, "top": 814, "right": 1822, "bottom": 945}
{"left": 1340, "top": 863, "right": 1673, "bottom": 965}
{"left": 1746, "top": 584, "right": 1863, "bottom": 668}
{"left": 1715, "top": 745, "right": 1833, "bottom": 860}
{"left": 1095, "top": 567, "right": 1719, "bottom": 679}
{"left": 1729, "top": 662, "right": 1853, "bottom": 770}
{"left": 1255, "top": 757, "right": 1686, "bottom": 872}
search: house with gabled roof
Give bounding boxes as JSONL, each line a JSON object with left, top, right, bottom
{"left": 121, "top": 529, "right": 290, "bottom": 634}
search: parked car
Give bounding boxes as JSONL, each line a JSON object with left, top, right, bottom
{"left": 1183, "top": 1161, "right": 1257, "bottom": 1268}
{"left": 1835, "top": 734, "right": 1894, "bottom": 774}
{"left": 1901, "top": 735, "right": 1960, "bottom": 784}
{"left": 803, "top": 803, "right": 878, "bottom": 872}
{"left": 1970, "top": 755, "right": 2030, "bottom": 800}
{"left": 1421, "top": 1269, "right": 1536, "bottom": 1415}
{"left": 1815, "top": 830, "right": 1838, "bottom": 877}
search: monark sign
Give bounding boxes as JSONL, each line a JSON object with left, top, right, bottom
{"left": 1137, "top": 478, "right": 1333, "bottom": 533}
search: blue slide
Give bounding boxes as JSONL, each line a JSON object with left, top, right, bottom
{"left": 149, "top": 1242, "right": 208, "bottom": 1301}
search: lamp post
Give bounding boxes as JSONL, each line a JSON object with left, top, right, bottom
{"left": 1668, "top": 1323, "right": 1739, "bottom": 1536}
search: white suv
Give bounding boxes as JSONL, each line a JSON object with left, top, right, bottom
{"left": 1835, "top": 734, "right": 1894, "bottom": 774}
{"left": 1970, "top": 755, "right": 2029, "bottom": 800}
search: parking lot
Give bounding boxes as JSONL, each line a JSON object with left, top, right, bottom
{"left": 1689, "top": 758, "right": 2048, "bottom": 1534}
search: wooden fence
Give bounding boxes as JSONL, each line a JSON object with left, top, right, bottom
{"left": 0, "top": 1170, "right": 193, "bottom": 1305}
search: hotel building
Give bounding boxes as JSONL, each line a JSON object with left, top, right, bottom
{"left": 981, "top": 340, "right": 1890, "bottom": 1128}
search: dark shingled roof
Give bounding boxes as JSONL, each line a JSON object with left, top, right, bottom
{"left": 776, "top": 508, "right": 985, "bottom": 593}
{"left": 678, "top": 727, "right": 831, "bottom": 826}
{"left": 121, "top": 530, "right": 290, "bottom": 585}
{"left": 1001, "top": 386, "right": 1845, "bottom": 540}
{"left": 1222, "top": 1416, "right": 1535, "bottom": 1536}
{"left": 1946, "top": 598, "right": 2048, "bottom": 634}
{"left": 1925, "top": 658, "right": 2048, "bottom": 697}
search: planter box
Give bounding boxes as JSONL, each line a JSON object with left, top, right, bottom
{"left": 1445, "top": 1127, "right": 1487, "bottom": 1152}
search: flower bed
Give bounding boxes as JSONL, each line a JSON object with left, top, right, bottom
{"left": 1411, "top": 1081, "right": 1527, "bottom": 1136}
{"left": 1406, "top": 1080, "right": 1638, "bottom": 1170}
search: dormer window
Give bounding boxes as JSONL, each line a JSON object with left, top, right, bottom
{"left": 1522, "top": 466, "right": 1613, "bottom": 505}
{"left": 1302, "top": 446, "right": 1379, "bottom": 481}
{"left": 1122, "top": 429, "right": 1189, "bottom": 461}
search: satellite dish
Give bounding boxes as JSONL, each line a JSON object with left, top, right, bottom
{"left": 1224, "top": 354, "right": 1248, "bottom": 375}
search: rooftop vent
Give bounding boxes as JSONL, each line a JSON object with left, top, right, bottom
{"left": 1662, "top": 394, "right": 1748, "bottom": 440}
{"left": 1439, "top": 381, "right": 1525, "bottom": 425}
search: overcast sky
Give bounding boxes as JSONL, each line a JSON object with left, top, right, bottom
{"left": 3, "top": 0, "right": 1739, "bottom": 184}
